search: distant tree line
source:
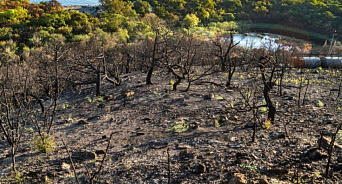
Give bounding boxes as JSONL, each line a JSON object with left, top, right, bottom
{"left": 0, "top": 0, "right": 341, "bottom": 50}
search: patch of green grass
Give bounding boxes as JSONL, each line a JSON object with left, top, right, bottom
{"left": 85, "top": 96, "right": 104, "bottom": 103}
{"left": 32, "top": 133, "right": 55, "bottom": 154}
{"left": 215, "top": 94, "right": 224, "bottom": 101}
{"left": 169, "top": 80, "right": 174, "bottom": 85}
{"left": 167, "top": 120, "right": 189, "bottom": 133}
{"left": 93, "top": 96, "right": 104, "bottom": 102}
{"left": 317, "top": 100, "right": 324, "bottom": 107}
{"left": 214, "top": 119, "right": 220, "bottom": 127}
{"left": 10, "top": 170, "right": 22, "bottom": 184}
{"left": 262, "top": 119, "right": 272, "bottom": 129}
{"left": 62, "top": 103, "right": 69, "bottom": 110}
{"left": 260, "top": 107, "right": 267, "bottom": 112}
{"left": 230, "top": 100, "right": 235, "bottom": 108}
{"left": 314, "top": 171, "right": 321, "bottom": 177}
{"left": 27, "top": 127, "right": 34, "bottom": 132}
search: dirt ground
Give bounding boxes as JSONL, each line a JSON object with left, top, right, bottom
{"left": 0, "top": 68, "right": 342, "bottom": 183}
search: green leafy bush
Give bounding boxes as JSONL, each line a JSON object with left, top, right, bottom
{"left": 32, "top": 133, "right": 55, "bottom": 153}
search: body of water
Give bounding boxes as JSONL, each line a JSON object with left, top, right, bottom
{"left": 30, "top": 0, "right": 100, "bottom": 6}
{"left": 233, "top": 33, "right": 291, "bottom": 50}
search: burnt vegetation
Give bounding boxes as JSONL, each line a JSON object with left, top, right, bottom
{"left": 1, "top": 0, "right": 342, "bottom": 183}
{"left": 1, "top": 26, "right": 342, "bottom": 183}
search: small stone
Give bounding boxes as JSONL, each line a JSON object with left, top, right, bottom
{"left": 194, "top": 163, "right": 206, "bottom": 174}
{"left": 59, "top": 120, "right": 70, "bottom": 124}
{"left": 324, "top": 119, "right": 333, "bottom": 124}
{"left": 236, "top": 152, "right": 249, "bottom": 164}
{"left": 229, "top": 173, "right": 248, "bottom": 184}
{"left": 142, "top": 117, "right": 151, "bottom": 123}
{"left": 176, "top": 144, "right": 191, "bottom": 150}
{"left": 219, "top": 116, "right": 228, "bottom": 124}
{"left": 307, "top": 149, "right": 328, "bottom": 160}
{"left": 60, "top": 162, "right": 70, "bottom": 172}
{"left": 244, "top": 122, "right": 254, "bottom": 129}
{"left": 102, "top": 135, "right": 108, "bottom": 139}
{"left": 179, "top": 150, "right": 195, "bottom": 160}
{"left": 324, "top": 113, "right": 333, "bottom": 116}
{"left": 287, "top": 96, "right": 294, "bottom": 100}
{"left": 229, "top": 116, "right": 238, "bottom": 121}
{"left": 189, "top": 122, "right": 200, "bottom": 129}
{"left": 230, "top": 137, "right": 237, "bottom": 142}
{"left": 95, "top": 150, "right": 106, "bottom": 155}
{"left": 203, "top": 93, "right": 215, "bottom": 100}
{"left": 124, "top": 91, "right": 134, "bottom": 98}
{"left": 87, "top": 116, "right": 100, "bottom": 121}
{"left": 78, "top": 120, "right": 88, "bottom": 125}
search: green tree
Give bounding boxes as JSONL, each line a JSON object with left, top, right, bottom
{"left": 182, "top": 13, "right": 200, "bottom": 27}
{"left": 0, "top": 27, "right": 13, "bottom": 40}
{"left": 133, "top": 0, "right": 151, "bottom": 16}
{"left": 0, "top": 7, "right": 29, "bottom": 26}
{"left": 218, "top": 0, "right": 242, "bottom": 12}
{"left": 100, "top": 0, "right": 137, "bottom": 17}
{"left": 38, "top": 0, "right": 63, "bottom": 13}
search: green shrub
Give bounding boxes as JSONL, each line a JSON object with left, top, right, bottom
{"left": 32, "top": 133, "right": 55, "bottom": 154}
{"left": 10, "top": 170, "right": 22, "bottom": 183}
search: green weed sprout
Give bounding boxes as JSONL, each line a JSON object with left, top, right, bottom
{"left": 167, "top": 120, "right": 189, "bottom": 133}
{"left": 32, "top": 133, "right": 55, "bottom": 153}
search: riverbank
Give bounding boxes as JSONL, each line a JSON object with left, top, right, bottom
{"left": 241, "top": 23, "right": 332, "bottom": 45}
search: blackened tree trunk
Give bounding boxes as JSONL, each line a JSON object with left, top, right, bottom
{"left": 146, "top": 66, "right": 154, "bottom": 85}
{"left": 54, "top": 50, "right": 60, "bottom": 96}
{"left": 226, "top": 63, "right": 236, "bottom": 87}
{"left": 260, "top": 56, "right": 277, "bottom": 124}
{"left": 173, "top": 76, "right": 182, "bottom": 91}
{"left": 279, "top": 65, "right": 285, "bottom": 96}
{"left": 145, "top": 30, "right": 160, "bottom": 85}
{"left": 96, "top": 65, "right": 101, "bottom": 96}
{"left": 263, "top": 81, "right": 276, "bottom": 123}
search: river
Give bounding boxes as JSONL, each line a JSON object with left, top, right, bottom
{"left": 30, "top": 0, "right": 100, "bottom": 6}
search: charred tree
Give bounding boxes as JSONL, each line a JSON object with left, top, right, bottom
{"left": 259, "top": 56, "right": 277, "bottom": 124}
{"left": 212, "top": 33, "right": 240, "bottom": 87}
